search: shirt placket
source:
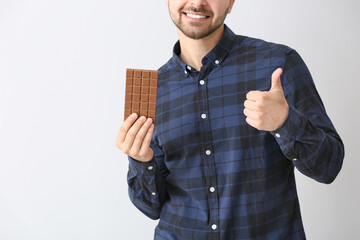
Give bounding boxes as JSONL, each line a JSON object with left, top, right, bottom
{"left": 197, "top": 64, "right": 220, "bottom": 240}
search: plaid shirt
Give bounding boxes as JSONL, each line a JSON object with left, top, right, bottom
{"left": 127, "top": 25, "right": 344, "bottom": 239}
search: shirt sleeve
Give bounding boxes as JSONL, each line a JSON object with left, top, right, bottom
{"left": 270, "top": 50, "right": 345, "bottom": 184}
{"left": 127, "top": 134, "right": 168, "bottom": 220}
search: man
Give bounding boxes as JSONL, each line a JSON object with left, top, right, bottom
{"left": 116, "top": 0, "right": 344, "bottom": 239}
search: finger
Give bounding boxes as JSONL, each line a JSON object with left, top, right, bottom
{"left": 132, "top": 118, "right": 153, "bottom": 153}
{"left": 270, "top": 68, "right": 283, "bottom": 92}
{"left": 122, "top": 116, "right": 147, "bottom": 150}
{"left": 245, "top": 117, "right": 259, "bottom": 129}
{"left": 246, "top": 90, "right": 264, "bottom": 101}
{"left": 244, "top": 99, "right": 258, "bottom": 111}
{"left": 139, "top": 123, "right": 155, "bottom": 154}
{"left": 243, "top": 107, "right": 256, "bottom": 120}
{"left": 117, "top": 113, "right": 138, "bottom": 143}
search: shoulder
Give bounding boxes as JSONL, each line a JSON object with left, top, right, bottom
{"left": 233, "top": 34, "right": 296, "bottom": 56}
{"left": 157, "top": 58, "right": 173, "bottom": 76}
{"left": 156, "top": 56, "right": 182, "bottom": 85}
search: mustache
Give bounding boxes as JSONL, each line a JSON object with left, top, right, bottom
{"left": 181, "top": 6, "right": 213, "bottom": 15}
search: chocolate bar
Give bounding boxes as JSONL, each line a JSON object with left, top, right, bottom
{"left": 124, "top": 68, "right": 158, "bottom": 123}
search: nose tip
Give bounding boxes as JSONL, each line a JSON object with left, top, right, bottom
{"left": 190, "top": 0, "right": 205, "bottom": 6}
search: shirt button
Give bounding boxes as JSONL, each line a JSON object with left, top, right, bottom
{"left": 201, "top": 114, "right": 207, "bottom": 119}
{"left": 210, "top": 187, "right": 215, "bottom": 192}
{"left": 206, "top": 150, "right": 211, "bottom": 155}
{"left": 148, "top": 166, "right": 153, "bottom": 170}
{"left": 151, "top": 192, "right": 156, "bottom": 196}
{"left": 293, "top": 158, "right": 297, "bottom": 161}
{"left": 211, "top": 224, "right": 217, "bottom": 230}
{"left": 275, "top": 133, "right": 281, "bottom": 138}
{"left": 199, "top": 80, "right": 205, "bottom": 85}
{"left": 186, "top": 65, "right": 191, "bottom": 70}
{"left": 214, "top": 60, "right": 219, "bottom": 65}
{"left": 184, "top": 70, "right": 188, "bottom": 74}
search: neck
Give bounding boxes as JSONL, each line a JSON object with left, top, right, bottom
{"left": 177, "top": 24, "right": 224, "bottom": 71}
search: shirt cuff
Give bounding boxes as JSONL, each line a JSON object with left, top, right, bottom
{"left": 128, "top": 156, "right": 157, "bottom": 175}
{"left": 270, "top": 104, "right": 306, "bottom": 161}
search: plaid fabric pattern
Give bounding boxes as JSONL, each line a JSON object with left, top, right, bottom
{"left": 127, "top": 25, "right": 344, "bottom": 240}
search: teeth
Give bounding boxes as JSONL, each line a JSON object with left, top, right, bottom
{"left": 186, "top": 13, "right": 207, "bottom": 19}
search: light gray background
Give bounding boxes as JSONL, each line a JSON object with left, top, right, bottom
{"left": 0, "top": 0, "right": 359, "bottom": 239}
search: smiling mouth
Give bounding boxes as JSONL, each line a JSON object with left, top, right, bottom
{"left": 183, "top": 12, "right": 210, "bottom": 20}
{"left": 185, "top": 13, "right": 208, "bottom": 19}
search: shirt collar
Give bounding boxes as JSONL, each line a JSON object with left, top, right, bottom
{"left": 171, "top": 24, "right": 236, "bottom": 76}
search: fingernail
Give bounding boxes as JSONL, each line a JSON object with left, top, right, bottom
{"left": 139, "top": 116, "right": 146, "bottom": 121}
{"left": 131, "top": 113, "right": 137, "bottom": 119}
{"left": 146, "top": 118, "right": 152, "bottom": 123}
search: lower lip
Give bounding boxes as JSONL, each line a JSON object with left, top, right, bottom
{"left": 183, "top": 13, "right": 209, "bottom": 22}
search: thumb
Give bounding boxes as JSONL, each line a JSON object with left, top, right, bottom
{"left": 270, "top": 68, "right": 283, "bottom": 92}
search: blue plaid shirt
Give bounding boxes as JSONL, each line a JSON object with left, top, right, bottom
{"left": 127, "top": 25, "right": 344, "bottom": 239}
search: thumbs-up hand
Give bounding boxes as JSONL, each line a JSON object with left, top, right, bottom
{"left": 243, "top": 68, "right": 289, "bottom": 131}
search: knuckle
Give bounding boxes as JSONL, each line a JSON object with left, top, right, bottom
{"left": 144, "top": 132, "right": 152, "bottom": 141}
{"left": 137, "top": 151, "right": 146, "bottom": 158}
{"left": 134, "top": 120, "right": 142, "bottom": 127}
{"left": 128, "top": 149, "right": 137, "bottom": 157}
{"left": 148, "top": 126, "right": 155, "bottom": 133}
{"left": 134, "top": 134, "right": 143, "bottom": 144}
{"left": 246, "top": 92, "right": 252, "bottom": 99}
{"left": 119, "top": 123, "right": 129, "bottom": 133}
{"left": 244, "top": 100, "right": 248, "bottom": 106}
{"left": 118, "top": 129, "right": 126, "bottom": 138}
{"left": 122, "top": 148, "right": 130, "bottom": 155}
{"left": 127, "top": 131, "right": 136, "bottom": 139}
